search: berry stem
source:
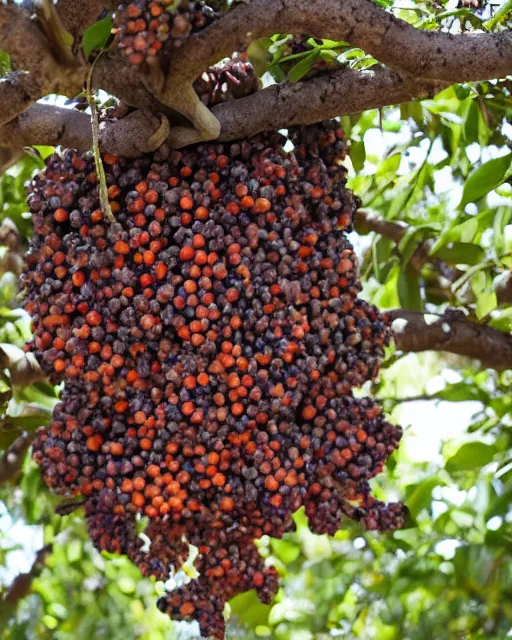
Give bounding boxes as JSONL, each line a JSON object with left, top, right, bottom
{"left": 86, "top": 56, "right": 114, "bottom": 223}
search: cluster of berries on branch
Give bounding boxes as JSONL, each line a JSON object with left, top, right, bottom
{"left": 115, "top": 0, "right": 217, "bottom": 66}
{"left": 23, "top": 55, "right": 406, "bottom": 635}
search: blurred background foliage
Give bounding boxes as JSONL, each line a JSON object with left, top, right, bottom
{"left": 1, "top": 0, "right": 512, "bottom": 637}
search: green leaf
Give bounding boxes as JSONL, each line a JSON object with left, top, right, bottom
{"left": 350, "top": 140, "right": 366, "bottom": 172}
{"left": 287, "top": 50, "right": 320, "bottom": 83}
{"left": 471, "top": 271, "right": 498, "bottom": 320}
{"left": 376, "top": 153, "right": 401, "bottom": 183}
{"left": 406, "top": 477, "right": 443, "bottom": 518}
{"left": 493, "top": 206, "right": 512, "bottom": 257}
{"left": 455, "top": 84, "right": 472, "bottom": 101}
{"left": 434, "top": 242, "right": 485, "bottom": 266}
{"left": 374, "top": 264, "right": 400, "bottom": 309}
{"left": 445, "top": 442, "right": 496, "bottom": 473}
{"left": 82, "top": 15, "right": 113, "bottom": 60}
{"left": 459, "top": 152, "right": 512, "bottom": 209}
{"left": 451, "top": 261, "right": 493, "bottom": 295}
{"left": 475, "top": 290, "right": 498, "bottom": 320}
{"left": 488, "top": 308, "right": 512, "bottom": 332}
{"left": 247, "top": 39, "right": 273, "bottom": 76}
{"left": 0, "top": 50, "right": 12, "bottom": 75}
{"left": 485, "top": 485, "right": 512, "bottom": 520}
{"left": 230, "top": 590, "right": 271, "bottom": 628}
{"left": 271, "top": 538, "right": 301, "bottom": 564}
{"left": 397, "top": 267, "right": 423, "bottom": 311}
{"left": 431, "top": 210, "right": 495, "bottom": 254}
{"left": 433, "top": 381, "right": 489, "bottom": 403}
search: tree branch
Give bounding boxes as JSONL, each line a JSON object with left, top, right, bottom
{"left": 2, "top": 0, "right": 511, "bottom": 153}
{"left": 168, "top": 0, "right": 512, "bottom": 84}
{"left": 0, "top": 3, "right": 85, "bottom": 127}
{"left": 0, "top": 544, "right": 53, "bottom": 619}
{"left": 390, "top": 310, "right": 512, "bottom": 371}
{"left": 0, "top": 148, "right": 23, "bottom": 175}
{"left": 0, "top": 431, "right": 39, "bottom": 486}
{"left": 494, "top": 272, "right": 512, "bottom": 306}
{"left": 0, "top": 67, "right": 446, "bottom": 154}
{"left": 56, "top": 0, "right": 116, "bottom": 42}
{"left": 212, "top": 67, "right": 446, "bottom": 142}
{"left": 160, "top": 0, "right": 511, "bottom": 145}
{"left": 0, "top": 103, "right": 174, "bottom": 157}
{"left": 0, "top": 104, "right": 92, "bottom": 151}
{"left": 356, "top": 211, "right": 512, "bottom": 306}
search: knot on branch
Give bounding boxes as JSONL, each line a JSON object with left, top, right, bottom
{"left": 100, "top": 111, "right": 170, "bottom": 156}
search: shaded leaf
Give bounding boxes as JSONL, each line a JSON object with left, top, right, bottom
{"left": 406, "top": 477, "right": 443, "bottom": 518}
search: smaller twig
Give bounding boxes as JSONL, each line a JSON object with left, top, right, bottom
{"left": 0, "top": 544, "right": 52, "bottom": 618}
{"left": 33, "top": 0, "right": 76, "bottom": 66}
{"left": 86, "top": 56, "right": 114, "bottom": 223}
{"left": 355, "top": 210, "right": 434, "bottom": 272}
{"left": 483, "top": 0, "right": 512, "bottom": 30}
{"left": 379, "top": 394, "right": 443, "bottom": 404}
{"left": 0, "top": 147, "right": 23, "bottom": 175}
{"left": 0, "top": 431, "right": 39, "bottom": 486}
{"left": 55, "top": 499, "right": 86, "bottom": 516}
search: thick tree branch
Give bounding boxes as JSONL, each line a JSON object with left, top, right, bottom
{"left": 0, "top": 3, "right": 85, "bottom": 128}
{"left": 56, "top": 0, "right": 116, "bottom": 42}
{"left": 212, "top": 67, "right": 446, "bottom": 142}
{"left": 169, "top": 0, "right": 512, "bottom": 84}
{"left": 161, "top": 0, "right": 511, "bottom": 144}
{"left": 93, "top": 55, "right": 188, "bottom": 121}
{"left": 2, "top": 0, "right": 511, "bottom": 152}
{"left": 390, "top": 310, "right": 512, "bottom": 371}
{"left": 0, "top": 104, "right": 92, "bottom": 151}
{"left": 0, "top": 67, "right": 446, "bottom": 154}
{"left": 0, "top": 104, "right": 173, "bottom": 157}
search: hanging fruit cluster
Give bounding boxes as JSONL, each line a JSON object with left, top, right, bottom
{"left": 115, "top": 0, "right": 218, "bottom": 66}
{"left": 23, "top": 116, "right": 406, "bottom": 638}
{"left": 194, "top": 52, "right": 259, "bottom": 107}
{"left": 23, "top": 12, "right": 406, "bottom": 632}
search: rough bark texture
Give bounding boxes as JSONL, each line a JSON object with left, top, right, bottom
{"left": 0, "top": 431, "right": 40, "bottom": 486}
{"left": 168, "top": 0, "right": 512, "bottom": 83}
{"left": 212, "top": 67, "right": 446, "bottom": 141}
{"left": 0, "top": 67, "right": 447, "bottom": 155}
{"left": 390, "top": 310, "right": 512, "bottom": 371}
{"left": 56, "top": 0, "right": 116, "bottom": 41}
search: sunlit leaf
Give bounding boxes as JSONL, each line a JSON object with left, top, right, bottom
{"left": 459, "top": 153, "right": 512, "bottom": 209}
{"left": 287, "top": 50, "right": 320, "bottom": 83}
{"left": 446, "top": 442, "right": 497, "bottom": 473}
{"left": 82, "top": 15, "right": 114, "bottom": 60}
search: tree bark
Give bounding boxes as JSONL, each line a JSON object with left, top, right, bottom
{"left": 390, "top": 310, "right": 512, "bottom": 371}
